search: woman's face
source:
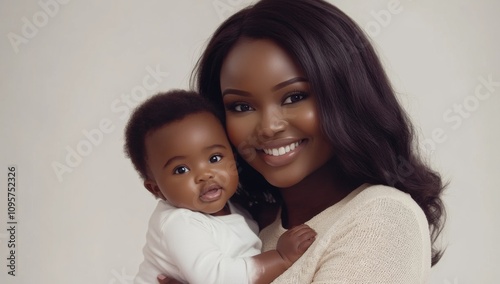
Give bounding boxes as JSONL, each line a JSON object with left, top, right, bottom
{"left": 220, "top": 38, "right": 333, "bottom": 188}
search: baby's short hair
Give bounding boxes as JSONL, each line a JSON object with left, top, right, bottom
{"left": 124, "top": 89, "right": 222, "bottom": 180}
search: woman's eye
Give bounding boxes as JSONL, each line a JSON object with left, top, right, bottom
{"left": 283, "top": 92, "right": 307, "bottom": 105}
{"left": 229, "top": 103, "right": 254, "bottom": 112}
{"left": 173, "top": 166, "right": 190, "bottom": 174}
{"left": 209, "top": 154, "right": 223, "bottom": 163}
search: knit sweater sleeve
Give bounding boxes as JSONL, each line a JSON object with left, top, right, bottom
{"left": 312, "top": 196, "right": 431, "bottom": 283}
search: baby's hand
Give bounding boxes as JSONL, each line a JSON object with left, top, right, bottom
{"left": 157, "top": 275, "right": 182, "bottom": 284}
{"left": 276, "top": 224, "right": 316, "bottom": 266}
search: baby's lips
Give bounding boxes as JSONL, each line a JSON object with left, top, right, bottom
{"left": 200, "top": 183, "right": 222, "bottom": 196}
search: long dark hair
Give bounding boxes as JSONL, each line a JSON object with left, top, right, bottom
{"left": 192, "top": 0, "right": 446, "bottom": 265}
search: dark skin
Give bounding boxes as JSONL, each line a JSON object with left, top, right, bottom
{"left": 220, "top": 38, "right": 359, "bottom": 228}
{"left": 142, "top": 112, "right": 316, "bottom": 284}
{"left": 155, "top": 171, "right": 351, "bottom": 284}
{"left": 158, "top": 39, "right": 359, "bottom": 283}
{"left": 278, "top": 160, "right": 358, "bottom": 229}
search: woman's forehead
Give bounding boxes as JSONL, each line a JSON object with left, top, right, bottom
{"left": 220, "top": 39, "right": 305, "bottom": 89}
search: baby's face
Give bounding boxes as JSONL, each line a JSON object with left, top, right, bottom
{"left": 144, "top": 112, "right": 238, "bottom": 215}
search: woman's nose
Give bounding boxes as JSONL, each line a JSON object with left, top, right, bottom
{"left": 257, "top": 107, "right": 288, "bottom": 138}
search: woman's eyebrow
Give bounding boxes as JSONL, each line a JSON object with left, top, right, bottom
{"left": 221, "top": 77, "right": 308, "bottom": 97}
{"left": 271, "top": 77, "right": 308, "bottom": 92}
{"left": 221, "top": 89, "right": 251, "bottom": 97}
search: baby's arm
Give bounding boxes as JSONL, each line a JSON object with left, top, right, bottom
{"left": 156, "top": 211, "right": 315, "bottom": 284}
{"left": 250, "top": 224, "right": 316, "bottom": 284}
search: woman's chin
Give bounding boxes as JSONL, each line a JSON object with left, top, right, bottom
{"left": 263, "top": 174, "right": 303, "bottom": 189}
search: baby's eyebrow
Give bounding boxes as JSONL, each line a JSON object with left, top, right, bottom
{"left": 163, "top": 144, "right": 227, "bottom": 168}
{"left": 204, "top": 144, "right": 228, "bottom": 151}
{"left": 163, "top": 155, "right": 186, "bottom": 169}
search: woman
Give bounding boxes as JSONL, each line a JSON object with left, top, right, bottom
{"left": 160, "top": 0, "right": 445, "bottom": 282}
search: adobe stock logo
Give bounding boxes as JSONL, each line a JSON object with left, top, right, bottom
{"left": 364, "top": 0, "right": 404, "bottom": 38}
{"left": 7, "top": 0, "right": 71, "bottom": 54}
{"left": 51, "top": 65, "right": 169, "bottom": 182}
{"left": 108, "top": 267, "right": 134, "bottom": 284}
{"left": 443, "top": 278, "right": 459, "bottom": 284}
{"left": 420, "top": 74, "right": 499, "bottom": 155}
{"left": 212, "top": 0, "right": 249, "bottom": 21}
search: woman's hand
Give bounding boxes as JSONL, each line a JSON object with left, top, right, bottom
{"left": 157, "top": 274, "right": 183, "bottom": 284}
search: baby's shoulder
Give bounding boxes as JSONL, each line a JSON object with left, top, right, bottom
{"left": 151, "top": 200, "right": 211, "bottom": 229}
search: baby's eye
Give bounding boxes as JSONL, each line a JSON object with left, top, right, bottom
{"left": 173, "top": 166, "right": 190, "bottom": 174}
{"left": 283, "top": 92, "right": 308, "bottom": 105}
{"left": 209, "top": 154, "right": 223, "bottom": 163}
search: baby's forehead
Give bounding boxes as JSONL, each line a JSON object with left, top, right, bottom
{"left": 155, "top": 111, "right": 221, "bottom": 129}
{"left": 151, "top": 119, "right": 229, "bottom": 156}
{"left": 149, "top": 112, "right": 226, "bottom": 143}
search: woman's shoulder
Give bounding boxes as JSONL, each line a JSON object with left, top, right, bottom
{"left": 336, "top": 184, "right": 430, "bottom": 236}
{"left": 314, "top": 183, "right": 424, "bottom": 222}
{"left": 350, "top": 184, "right": 423, "bottom": 214}
{"left": 283, "top": 184, "right": 432, "bottom": 283}
{"left": 300, "top": 183, "right": 431, "bottom": 240}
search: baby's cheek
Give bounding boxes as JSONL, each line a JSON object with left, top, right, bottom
{"left": 217, "top": 163, "right": 239, "bottom": 190}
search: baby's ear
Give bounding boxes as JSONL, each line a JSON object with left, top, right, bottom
{"left": 144, "top": 180, "right": 165, "bottom": 200}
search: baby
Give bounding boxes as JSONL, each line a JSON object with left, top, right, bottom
{"left": 124, "top": 90, "right": 316, "bottom": 284}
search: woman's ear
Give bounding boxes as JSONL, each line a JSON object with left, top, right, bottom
{"left": 144, "top": 180, "right": 165, "bottom": 200}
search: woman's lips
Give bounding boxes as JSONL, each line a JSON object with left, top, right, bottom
{"left": 262, "top": 140, "right": 302, "bottom": 156}
{"left": 258, "top": 139, "right": 306, "bottom": 167}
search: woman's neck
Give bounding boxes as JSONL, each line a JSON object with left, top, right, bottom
{"left": 278, "top": 161, "right": 361, "bottom": 228}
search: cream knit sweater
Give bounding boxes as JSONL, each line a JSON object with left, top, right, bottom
{"left": 259, "top": 184, "right": 431, "bottom": 283}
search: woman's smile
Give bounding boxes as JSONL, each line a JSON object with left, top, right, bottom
{"left": 260, "top": 139, "right": 303, "bottom": 156}
{"left": 257, "top": 139, "right": 305, "bottom": 167}
{"left": 220, "top": 38, "right": 334, "bottom": 188}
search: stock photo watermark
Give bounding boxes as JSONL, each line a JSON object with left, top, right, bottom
{"left": 212, "top": 0, "right": 252, "bottom": 21}
{"left": 0, "top": 231, "right": 12, "bottom": 276}
{"left": 443, "top": 278, "right": 459, "bottom": 284}
{"left": 364, "top": 0, "right": 405, "bottom": 38}
{"left": 51, "top": 65, "right": 169, "bottom": 183}
{"left": 420, "top": 74, "right": 499, "bottom": 155}
{"left": 5, "top": 166, "right": 18, "bottom": 276}
{"left": 7, "top": 0, "right": 71, "bottom": 54}
{"left": 108, "top": 267, "right": 134, "bottom": 284}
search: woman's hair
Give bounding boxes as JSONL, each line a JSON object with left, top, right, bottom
{"left": 192, "top": 0, "right": 446, "bottom": 265}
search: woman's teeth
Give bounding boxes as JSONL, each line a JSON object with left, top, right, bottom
{"left": 263, "top": 141, "right": 300, "bottom": 156}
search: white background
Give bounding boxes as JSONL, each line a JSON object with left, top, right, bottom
{"left": 1, "top": 0, "right": 499, "bottom": 283}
